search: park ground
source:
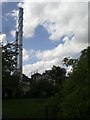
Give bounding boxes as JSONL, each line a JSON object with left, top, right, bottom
{"left": 2, "top": 98, "right": 51, "bottom": 119}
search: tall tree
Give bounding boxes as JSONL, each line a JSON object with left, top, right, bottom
{"left": 50, "top": 66, "right": 66, "bottom": 87}
{"left": 2, "top": 43, "right": 20, "bottom": 98}
{"left": 47, "top": 47, "right": 89, "bottom": 119}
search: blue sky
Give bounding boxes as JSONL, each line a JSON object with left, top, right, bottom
{"left": 1, "top": 1, "right": 88, "bottom": 77}
{"left": 2, "top": 2, "right": 18, "bottom": 41}
{"left": 2, "top": 2, "right": 66, "bottom": 65}
{"left": 23, "top": 25, "right": 64, "bottom": 51}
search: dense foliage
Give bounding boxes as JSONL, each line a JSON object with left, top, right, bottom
{"left": 2, "top": 44, "right": 23, "bottom": 98}
{"left": 2, "top": 43, "right": 66, "bottom": 98}
{"left": 25, "top": 66, "right": 66, "bottom": 98}
{"left": 47, "top": 46, "right": 89, "bottom": 119}
{"left": 2, "top": 43, "right": 89, "bottom": 119}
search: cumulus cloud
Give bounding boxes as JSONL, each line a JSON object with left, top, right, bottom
{"left": 23, "top": 36, "right": 88, "bottom": 78}
{"left": 23, "top": 48, "right": 30, "bottom": 61}
{"left": 35, "top": 36, "right": 87, "bottom": 61}
{"left": 8, "top": 2, "right": 88, "bottom": 42}
{"left": 0, "top": 33, "right": 7, "bottom": 46}
{"left": 23, "top": 57, "right": 61, "bottom": 77}
{"left": 19, "top": 2, "right": 88, "bottom": 42}
{"left": 6, "top": 1, "right": 88, "bottom": 77}
{"left": 21, "top": 2, "right": 88, "bottom": 77}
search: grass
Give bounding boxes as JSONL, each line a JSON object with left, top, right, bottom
{"left": 2, "top": 98, "right": 48, "bottom": 119}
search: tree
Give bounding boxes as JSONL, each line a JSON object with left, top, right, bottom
{"left": 50, "top": 66, "right": 66, "bottom": 87}
{"left": 58, "top": 47, "right": 89, "bottom": 119}
{"left": 2, "top": 43, "right": 20, "bottom": 98}
{"left": 62, "top": 57, "right": 78, "bottom": 75}
{"left": 26, "top": 66, "right": 66, "bottom": 98}
{"left": 26, "top": 73, "right": 56, "bottom": 98}
{"left": 2, "top": 43, "right": 17, "bottom": 75}
{"left": 47, "top": 47, "right": 89, "bottom": 119}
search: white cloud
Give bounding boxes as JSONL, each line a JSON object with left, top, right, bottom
{"left": 23, "top": 35, "right": 88, "bottom": 78}
{"left": 35, "top": 36, "right": 87, "bottom": 61}
{"left": 23, "top": 48, "right": 30, "bottom": 61}
{"left": 6, "top": 9, "right": 18, "bottom": 31}
{"left": 10, "top": 30, "right": 16, "bottom": 37}
{"left": 23, "top": 57, "right": 61, "bottom": 78}
{"left": 6, "top": 9, "right": 18, "bottom": 18}
{"left": 6, "top": 1, "right": 88, "bottom": 77}
{"left": 7, "top": 2, "right": 88, "bottom": 42}
{"left": 19, "top": 2, "right": 88, "bottom": 43}
{"left": 0, "top": 33, "right": 7, "bottom": 46}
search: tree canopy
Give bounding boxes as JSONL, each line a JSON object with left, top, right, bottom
{"left": 47, "top": 46, "right": 89, "bottom": 119}
{"left": 2, "top": 44, "right": 20, "bottom": 98}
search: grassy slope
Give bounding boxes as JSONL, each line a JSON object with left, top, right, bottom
{"left": 2, "top": 99, "right": 47, "bottom": 118}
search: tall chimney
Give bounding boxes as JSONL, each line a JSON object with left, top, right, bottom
{"left": 17, "top": 7, "right": 23, "bottom": 82}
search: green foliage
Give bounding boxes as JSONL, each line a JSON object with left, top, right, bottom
{"left": 51, "top": 66, "right": 66, "bottom": 86}
{"left": 62, "top": 57, "right": 78, "bottom": 67}
{"left": 2, "top": 44, "right": 20, "bottom": 98}
{"left": 2, "top": 46, "right": 89, "bottom": 119}
{"left": 26, "top": 66, "right": 66, "bottom": 98}
{"left": 2, "top": 44, "right": 17, "bottom": 76}
{"left": 47, "top": 47, "right": 89, "bottom": 119}
{"left": 26, "top": 78, "right": 56, "bottom": 98}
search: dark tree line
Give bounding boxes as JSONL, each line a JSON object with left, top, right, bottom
{"left": 47, "top": 46, "right": 89, "bottom": 119}
{"left": 25, "top": 66, "right": 66, "bottom": 98}
{"left": 2, "top": 43, "right": 67, "bottom": 99}
{"left": 2, "top": 43, "right": 89, "bottom": 119}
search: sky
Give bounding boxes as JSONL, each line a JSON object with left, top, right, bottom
{"left": 0, "top": 0, "right": 88, "bottom": 78}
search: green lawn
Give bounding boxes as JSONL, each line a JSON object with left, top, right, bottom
{"left": 2, "top": 98, "right": 48, "bottom": 119}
